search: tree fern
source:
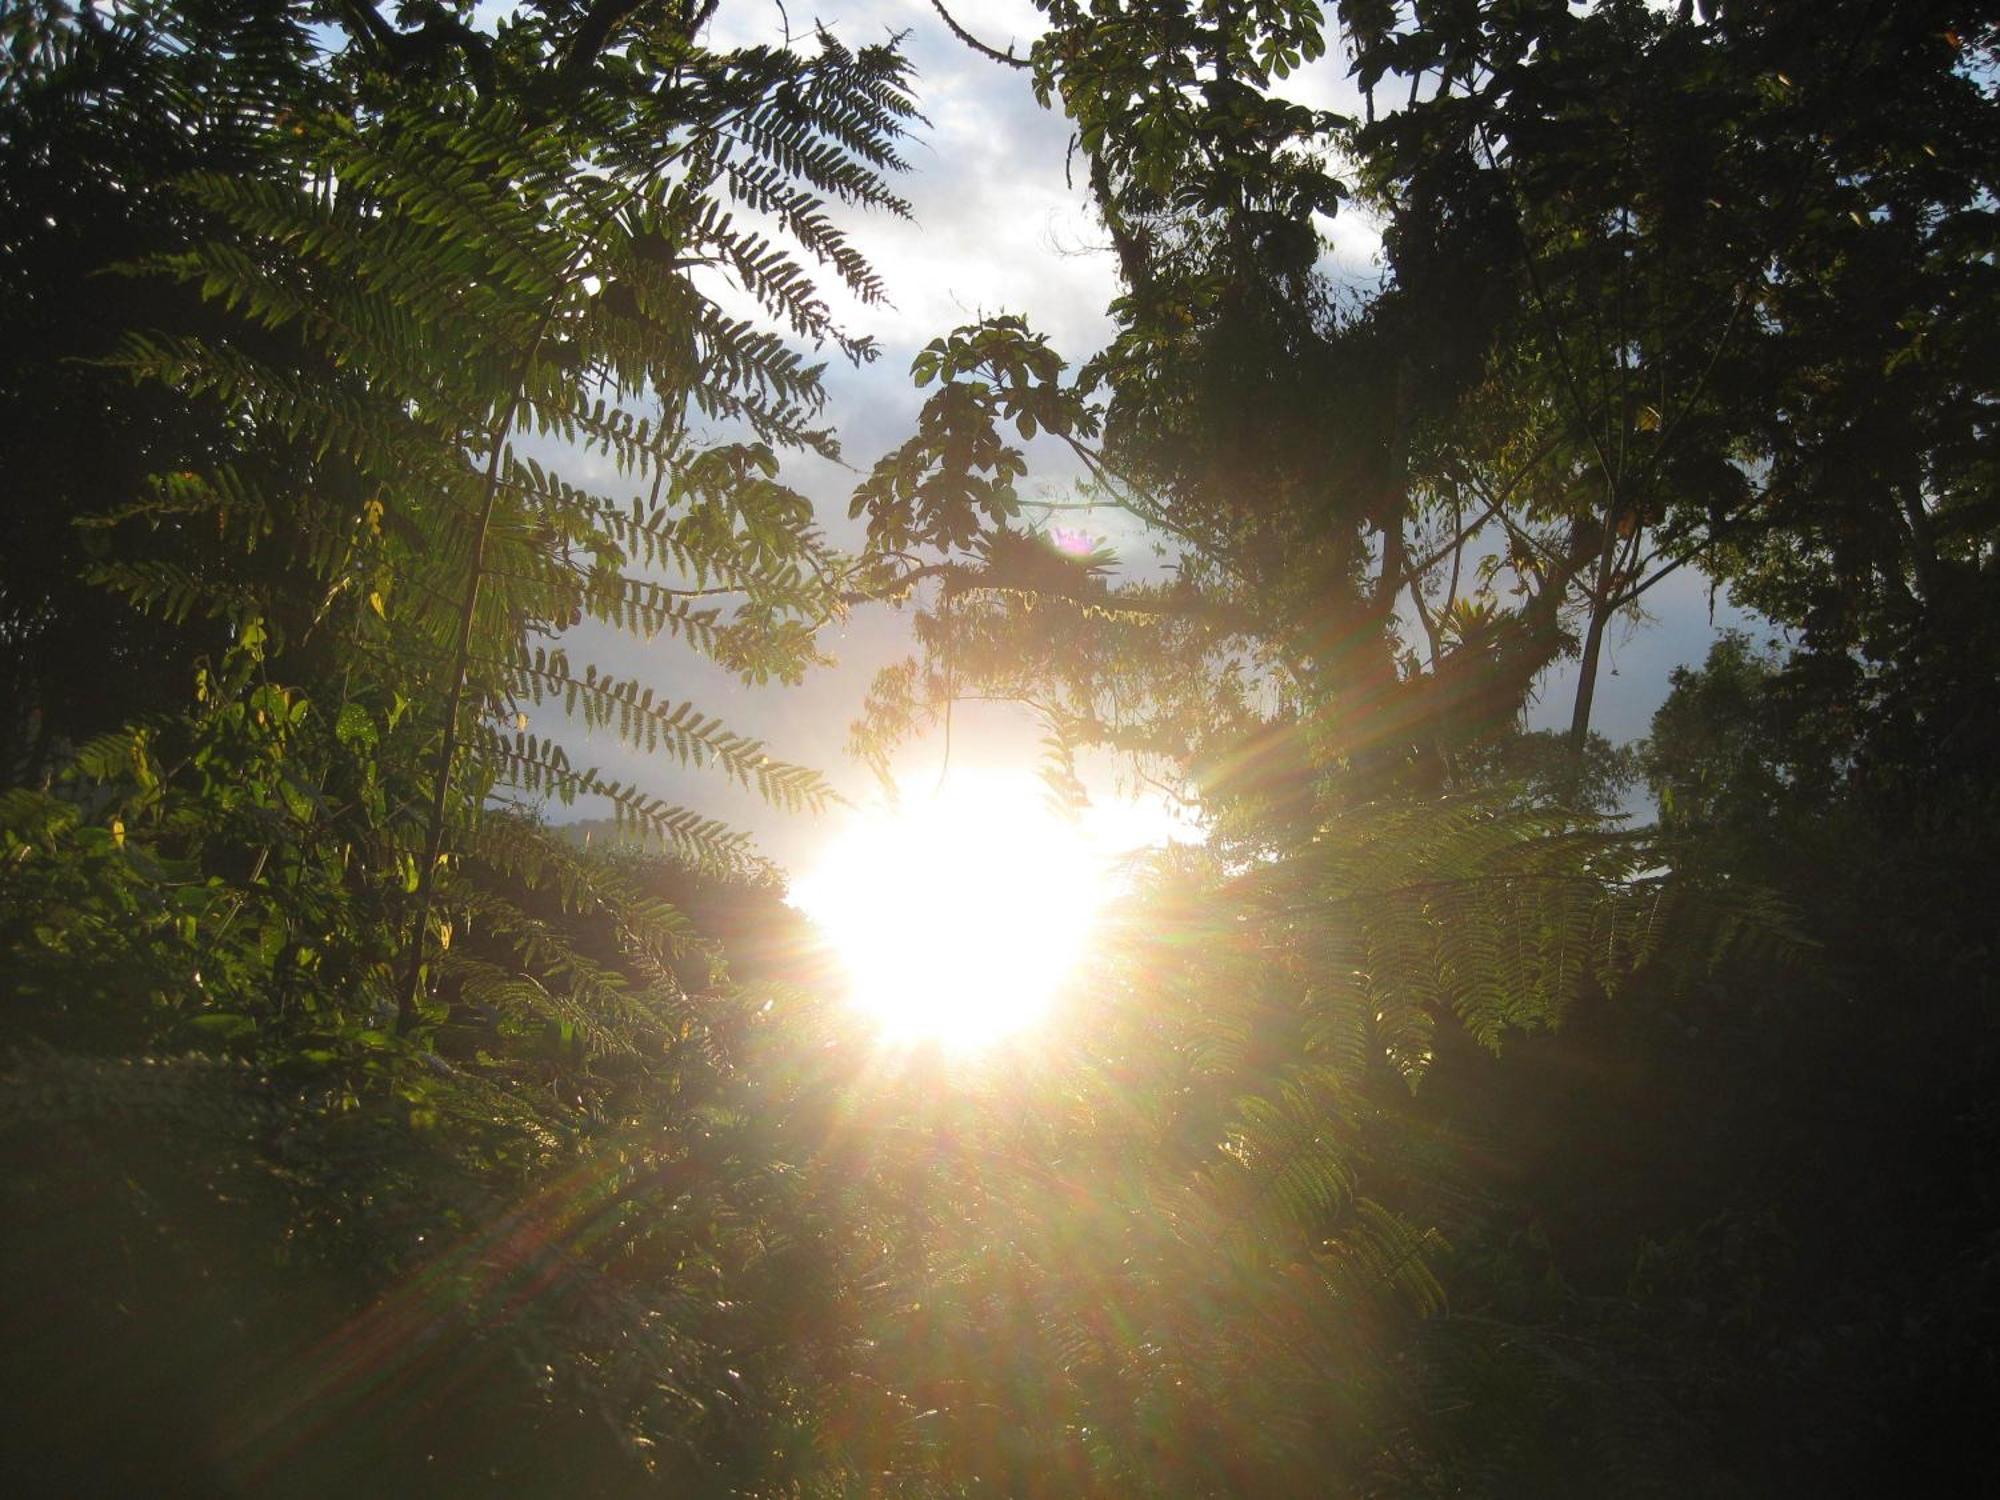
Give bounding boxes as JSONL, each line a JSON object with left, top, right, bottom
{"left": 88, "top": 5, "right": 917, "bottom": 1034}
{"left": 2, "top": 8, "right": 926, "bottom": 1482}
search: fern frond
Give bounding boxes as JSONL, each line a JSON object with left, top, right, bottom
{"left": 500, "top": 650, "right": 834, "bottom": 812}
{"left": 472, "top": 725, "right": 753, "bottom": 872}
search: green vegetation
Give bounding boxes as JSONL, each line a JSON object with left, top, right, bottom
{"left": 4, "top": 1, "right": 1997, "bottom": 1494}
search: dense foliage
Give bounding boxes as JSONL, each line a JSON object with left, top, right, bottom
{"left": 4, "top": 1, "right": 1997, "bottom": 1494}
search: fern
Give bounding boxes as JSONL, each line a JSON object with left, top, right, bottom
{"left": 92, "top": 9, "right": 918, "bottom": 1032}
{"left": 1, "top": 10, "right": 922, "bottom": 1478}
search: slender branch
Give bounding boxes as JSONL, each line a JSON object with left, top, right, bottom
{"left": 933, "top": 592, "right": 955, "bottom": 794}
{"left": 1479, "top": 124, "right": 1622, "bottom": 501}
{"left": 1604, "top": 551, "right": 1693, "bottom": 615}
{"left": 1263, "top": 867, "right": 1656, "bottom": 919}
{"left": 928, "top": 1, "right": 1033, "bottom": 69}
{"left": 1629, "top": 282, "right": 1748, "bottom": 495}
{"left": 1402, "top": 548, "right": 1447, "bottom": 671}
{"left": 1601, "top": 463, "right": 1781, "bottom": 617}
{"left": 1022, "top": 498, "right": 1127, "bottom": 512}
{"left": 1133, "top": 764, "right": 1204, "bottom": 810}
{"left": 396, "top": 164, "right": 658, "bottom": 1026}
{"left": 482, "top": 564, "right": 754, "bottom": 601}
{"left": 1057, "top": 434, "right": 1205, "bottom": 547}
{"left": 1386, "top": 425, "right": 1571, "bottom": 604}
{"left": 397, "top": 402, "right": 525, "bottom": 1033}
{"left": 1491, "top": 505, "right": 1568, "bottom": 584}
{"left": 1443, "top": 502, "right": 1465, "bottom": 622}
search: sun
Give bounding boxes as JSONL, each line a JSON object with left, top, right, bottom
{"left": 790, "top": 770, "right": 1119, "bottom": 1050}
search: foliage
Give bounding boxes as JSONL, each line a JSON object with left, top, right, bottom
{"left": 0, "top": 0, "right": 330, "bottom": 776}
{"left": 4, "top": 0, "right": 2000, "bottom": 1494}
{"left": 3, "top": 0, "right": 916, "bottom": 1487}
{"left": 2, "top": 0, "right": 917, "bottom": 1014}
{"left": 829, "top": 0, "right": 2000, "bottom": 1491}
{"left": 859, "top": 0, "right": 2000, "bottom": 793}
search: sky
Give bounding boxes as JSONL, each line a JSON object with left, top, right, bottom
{"left": 542, "top": 1, "right": 1764, "bottom": 875}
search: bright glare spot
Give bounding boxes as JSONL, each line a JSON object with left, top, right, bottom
{"left": 792, "top": 771, "right": 1173, "bottom": 1051}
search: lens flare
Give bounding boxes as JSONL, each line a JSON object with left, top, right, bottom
{"left": 791, "top": 771, "right": 1115, "bottom": 1050}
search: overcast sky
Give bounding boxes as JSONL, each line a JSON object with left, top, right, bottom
{"left": 544, "top": 1, "right": 1762, "bottom": 874}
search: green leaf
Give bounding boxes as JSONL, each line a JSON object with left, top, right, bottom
{"left": 335, "top": 702, "right": 378, "bottom": 749}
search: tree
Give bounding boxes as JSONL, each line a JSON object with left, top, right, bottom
{"left": 1341, "top": 0, "right": 2000, "bottom": 751}
{"left": 827, "top": 1, "right": 1997, "bottom": 1489}
{"left": 5, "top": 0, "right": 916, "bottom": 1024}
{"left": 1, "top": 1, "right": 924, "bottom": 1486}
{"left": 0, "top": 0, "right": 332, "bottom": 777}
{"left": 884, "top": 1, "right": 1997, "bottom": 783}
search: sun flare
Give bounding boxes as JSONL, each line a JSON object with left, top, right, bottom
{"left": 791, "top": 772, "right": 1133, "bottom": 1050}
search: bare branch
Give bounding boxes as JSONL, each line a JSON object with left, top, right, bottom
{"left": 928, "top": 1, "right": 1033, "bottom": 69}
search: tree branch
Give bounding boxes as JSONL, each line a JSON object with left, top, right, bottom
{"left": 562, "top": 0, "right": 648, "bottom": 84}
{"left": 928, "top": 1, "right": 1033, "bottom": 69}
{"left": 338, "top": 0, "right": 496, "bottom": 93}
{"left": 1477, "top": 123, "right": 1622, "bottom": 501}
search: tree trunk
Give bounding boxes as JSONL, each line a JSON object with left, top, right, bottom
{"left": 1567, "top": 514, "right": 1624, "bottom": 754}
{"left": 1568, "top": 597, "right": 1610, "bottom": 754}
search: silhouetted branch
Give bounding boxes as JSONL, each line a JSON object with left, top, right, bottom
{"left": 929, "top": 1, "right": 1033, "bottom": 69}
